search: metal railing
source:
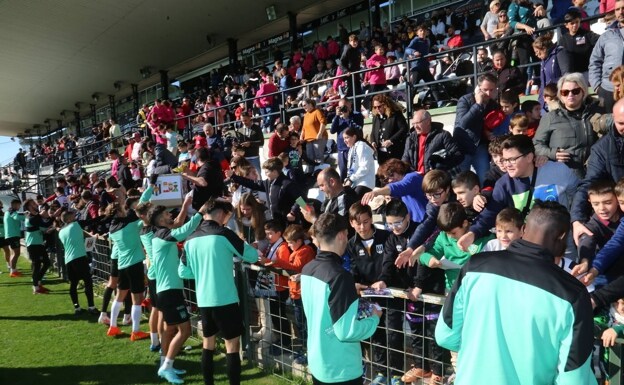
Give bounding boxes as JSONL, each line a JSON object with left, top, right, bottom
{"left": 79, "top": 237, "right": 619, "bottom": 384}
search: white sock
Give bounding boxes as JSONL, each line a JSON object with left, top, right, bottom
{"left": 160, "top": 355, "right": 165, "bottom": 367}
{"left": 110, "top": 300, "right": 122, "bottom": 327}
{"left": 32, "top": 285, "right": 38, "bottom": 292}
{"left": 131, "top": 305, "right": 141, "bottom": 332}
{"left": 10, "top": 268, "right": 15, "bottom": 273}
{"left": 161, "top": 358, "right": 174, "bottom": 371}
{"left": 150, "top": 332, "right": 159, "bottom": 346}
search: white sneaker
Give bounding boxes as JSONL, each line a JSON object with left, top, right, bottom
{"left": 122, "top": 314, "right": 132, "bottom": 325}
{"left": 98, "top": 313, "right": 110, "bottom": 325}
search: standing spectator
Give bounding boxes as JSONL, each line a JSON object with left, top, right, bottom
{"left": 254, "top": 76, "right": 279, "bottom": 132}
{"left": 491, "top": 50, "right": 524, "bottom": 95}
{"left": 533, "top": 73, "right": 600, "bottom": 178}
{"left": 300, "top": 98, "right": 328, "bottom": 162}
{"left": 13, "top": 149, "right": 26, "bottom": 177}
{"left": 508, "top": 0, "right": 550, "bottom": 79}
{"left": 330, "top": 98, "right": 364, "bottom": 178}
{"left": 480, "top": 0, "right": 502, "bottom": 40}
{"left": 384, "top": 54, "right": 401, "bottom": 86}
{"left": 116, "top": 156, "right": 134, "bottom": 191}
{"left": 558, "top": 9, "right": 599, "bottom": 78}
{"left": 402, "top": 109, "right": 463, "bottom": 177}
{"left": 301, "top": 212, "right": 381, "bottom": 384}
{"left": 340, "top": 34, "right": 363, "bottom": 110}
{"left": 370, "top": 94, "right": 409, "bottom": 165}
{"left": 405, "top": 25, "right": 433, "bottom": 85}
{"left": 182, "top": 147, "right": 225, "bottom": 211}
{"left": 109, "top": 119, "right": 122, "bottom": 151}
{"left": 533, "top": 35, "right": 563, "bottom": 109}
{"left": 589, "top": 0, "right": 624, "bottom": 112}
{"left": 230, "top": 113, "right": 264, "bottom": 173}
{"left": 454, "top": 73, "right": 500, "bottom": 183}
{"left": 436, "top": 201, "right": 597, "bottom": 384}
{"left": 365, "top": 45, "right": 387, "bottom": 93}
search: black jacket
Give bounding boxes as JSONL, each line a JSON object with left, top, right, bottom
{"left": 453, "top": 93, "right": 499, "bottom": 155}
{"left": 380, "top": 221, "right": 445, "bottom": 293}
{"left": 154, "top": 144, "right": 178, "bottom": 169}
{"left": 495, "top": 66, "right": 524, "bottom": 95}
{"left": 231, "top": 173, "right": 301, "bottom": 219}
{"left": 558, "top": 28, "right": 599, "bottom": 74}
{"left": 321, "top": 188, "right": 358, "bottom": 218}
{"left": 371, "top": 112, "right": 409, "bottom": 160}
{"left": 117, "top": 163, "right": 134, "bottom": 190}
{"left": 578, "top": 214, "right": 619, "bottom": 271}
{"left": 340, "top": 45, "right": 361, "bottom": 73}
{"left": 347, "top": 229, "right": 391, "bottom": 286}
{"left": 571, "top": 125, "right": 624, "bottom": 223}
{"left": 401, "top": 122, "right": 463, "bottom": 177}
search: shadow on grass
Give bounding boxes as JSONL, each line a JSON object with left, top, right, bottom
{"left": 0, "top": 360, "right": 270, "bottom": 385}
{"left": 0, "top": 364, "right": 175, "bottom": 385}
{"left": 0, "top": 312, "right": 100, "bottom": 322}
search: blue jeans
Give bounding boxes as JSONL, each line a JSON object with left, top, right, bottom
{"left": 259, "top": 106, "right": 275, "bottom": 131}
{"left": 292, "top": 298, "right": 307, "bottom": 345}
{"left": 337, "top": 150, "right": 348, "bottom": 179}
{"left": 459, "top": 143, "right": 490, "bottom": 185}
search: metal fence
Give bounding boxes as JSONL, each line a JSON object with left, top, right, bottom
{"left": 74, "top": 237, "right": 621, "bottom": 384}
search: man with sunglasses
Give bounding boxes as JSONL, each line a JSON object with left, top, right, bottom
{"left": 457, "top": 135, "right": 579, "bottom": 251}
{"left": 589, "top": 0, "right": 624, "bottom": 112}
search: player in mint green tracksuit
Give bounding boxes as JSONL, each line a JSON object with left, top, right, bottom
{"left": 4, "top": 199, "right": 24, "bottom": 276}
{"left": 105, "top": 186, "right": 152, "bottom": 340}
{"left": 149, "top": 198, "right": 202, "bottom": 384}
{"left": 179, "top": 200, "right": 258, "bottom": 385}
{"left": 58, "top": 210, "right": 97, "bottom": 314}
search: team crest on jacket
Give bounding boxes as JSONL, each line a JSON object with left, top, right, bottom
{"left": 396, "top": 245, "right": 403, "bottom": 252}
{"left": 359, "top": 249, "right": 365, "bottom": 256}
{"left": 376, "top": 245, "right": 384, "bottom": 254}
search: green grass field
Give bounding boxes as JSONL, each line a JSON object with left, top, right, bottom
{"left": 0, "top": 260, "right": 291, "bottom": 385}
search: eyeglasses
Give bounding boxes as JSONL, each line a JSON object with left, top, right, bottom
{"left": 500, "top": 153, "right": 528, "bottom": 165}
{"left": 560, "top": 88, "right": 582, "bottom": 96}
{"left": 425, "top": 191, "right": 444, "bottom": 200}
{"left": 387, "top": 219, "right": 405, "bottom": 229}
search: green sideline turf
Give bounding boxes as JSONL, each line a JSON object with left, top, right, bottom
{"left": 0, "top": 259, "right": 292, "bottom": 385}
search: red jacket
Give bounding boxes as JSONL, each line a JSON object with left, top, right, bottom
{"left": 268, "top": 132, "right": 289, "bottom": 158}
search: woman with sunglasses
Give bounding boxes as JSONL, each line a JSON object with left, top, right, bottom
{"left": 533, "top": 72, "right": 600, "bottom": 178}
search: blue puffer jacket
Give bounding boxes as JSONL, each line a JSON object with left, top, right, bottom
{"left": 571, "top": 124, "right": 624, "bottom": 223}
{"left": 539, "top": 45, "right": 562, "bottom": 109}
{"left": 589, "top": 21, "right": 624, "bottom": 92}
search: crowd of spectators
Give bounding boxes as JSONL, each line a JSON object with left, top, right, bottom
{"left": 11, "top": 1, "right": 624, "bottom": 384}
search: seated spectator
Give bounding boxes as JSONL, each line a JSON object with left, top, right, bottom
{"left": 384, "top": 54, "right": 401, "bottom": 86}
{"left": 342, "top": 127, "right": 376, "bottom": 197}
{"left": 491, "top": 49, "right": 524, "bottom": 95}
{"left": 476, "top": 48, "right": 493, "bottom": 73}
{"left": 268, "top": 123, "right": 290, "bottom": 158}
{"left": 520, "top": 100, "right": 541, "bottom": 137}
{"left": 402, "top": 109, "right": 463, "bottom": 177}
{"left": 533, "top": 73, "right": 600, "bottom": 178}
{"left": 451, "top": 170, "right": 481, "bottom": 222}
{"left": 509, "top": 114, "right": 530, "bottom": 136}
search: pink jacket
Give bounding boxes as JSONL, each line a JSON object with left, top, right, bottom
{"left": 254, "top": 82, "right": 278, "bottom": 108}
{"left": 365, "top": 53, "right": 387, "bottom": 85}
{"left": 601, "top": 0, "right": 615, "bottom": 13}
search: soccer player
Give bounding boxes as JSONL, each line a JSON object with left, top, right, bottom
{"left": 58, "top": 210, "right": 98, "bottom": 314}
{"left": 179, "top": 200, "right": 258, "bottom": 385}
{"left": 23, "top": 199, "right": 51, "bottom": 294}
{"left": 4, "top": 199, "right": 24, "bottom": 277}
{"left": 149, "top": 197, "right": 203, "bottom": 384}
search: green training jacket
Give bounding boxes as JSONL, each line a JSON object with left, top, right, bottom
{"left": 152, "top": 213, "right": 202, "bottom": 293}
{"left": 301, "top": 251, "right": 379, "bottom": 383}
{"left": 435, "top": 240, "right": 597, "bottom": 385}
{"left": 4, "top": 209, "right": 23, "bottom": 238}
{"left": 58, "top": 221, "right": 86, "bottom": 264}
{"left": 179, "top": 220, "right": 257, "bottom": 307}
{"left": 24, "top": 213, "right": 46, "bottom": 246}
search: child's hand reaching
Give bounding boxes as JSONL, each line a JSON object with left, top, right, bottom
{"left": 602, "top": 328, "right": 619, "bottom": 347}
{"left": 428, "top": 257, "right": 442, "bottom": 268}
